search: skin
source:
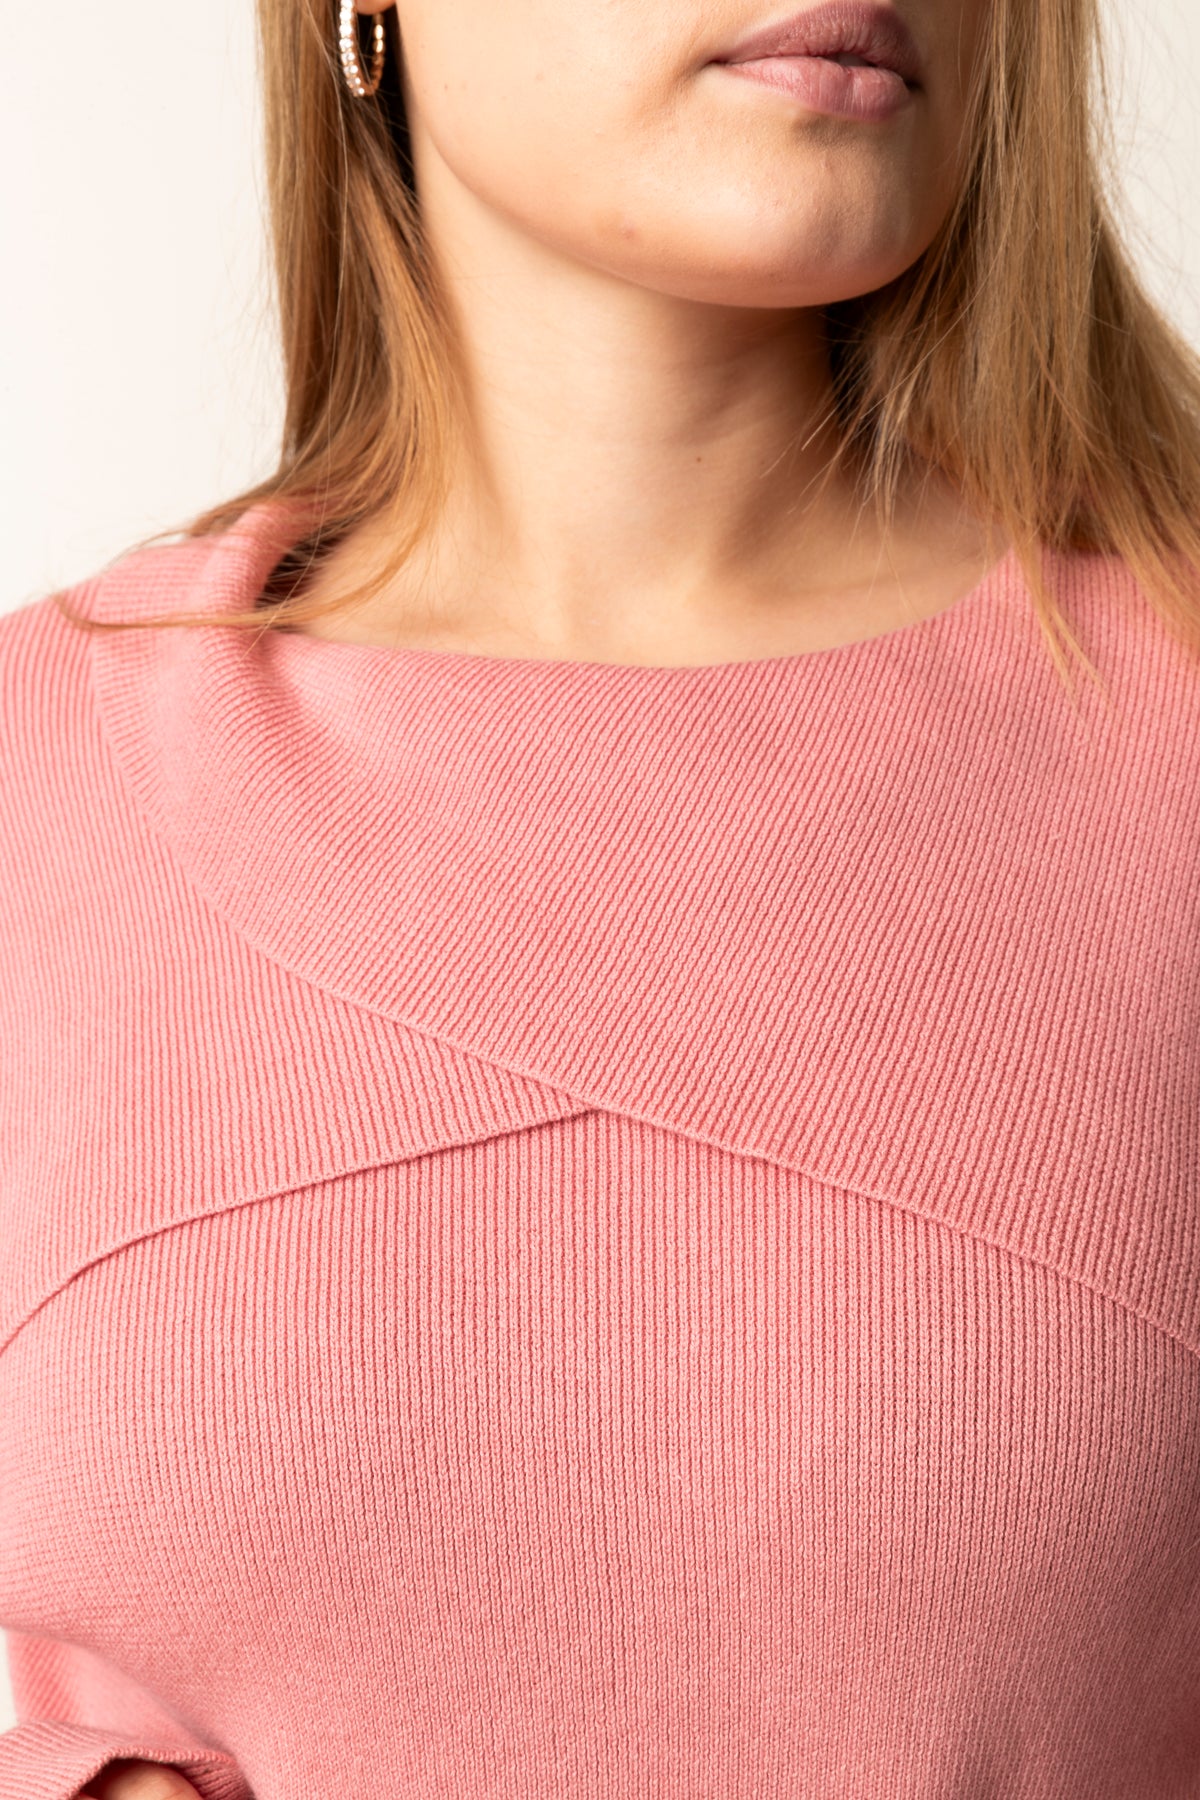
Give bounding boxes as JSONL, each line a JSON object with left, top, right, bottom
{"left": 82, "top": 4, "right": 990, "bottom": 1792}
{"left": 295, "top": 0, "right": 1002, "bottom": 664}
{"left": 79, "top": 1761, "right": 203, "bottom": 1799}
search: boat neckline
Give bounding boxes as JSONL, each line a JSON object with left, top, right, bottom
{"left": 255, "top": 524, "right": 1022, "bottom": 682}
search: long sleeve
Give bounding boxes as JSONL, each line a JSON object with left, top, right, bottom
{"left": 0, "top": 1631, "right": 251, "bottom": 1800}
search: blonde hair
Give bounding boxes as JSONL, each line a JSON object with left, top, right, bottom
{"left": 53, "top": 0, "right": 1200, "bottom": 705}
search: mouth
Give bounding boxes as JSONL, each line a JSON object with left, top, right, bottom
{"left": 709, "top": 1, "right": 923, "bottom": 89}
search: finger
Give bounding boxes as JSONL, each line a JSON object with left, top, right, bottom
{"left": 81, "top": 1760, "right": 205, "bottom": 1800}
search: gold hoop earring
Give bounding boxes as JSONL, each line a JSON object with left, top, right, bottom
{"left": 339, "top": 0, "right": 387, "bottom": 99}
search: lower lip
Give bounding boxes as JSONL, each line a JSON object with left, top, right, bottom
{"left": 715, "top": 55, "right": 914, "bottom": 122}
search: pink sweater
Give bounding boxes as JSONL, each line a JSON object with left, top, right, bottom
{"left": 1, "top": 498, "right": 1198, "bottom": 1800}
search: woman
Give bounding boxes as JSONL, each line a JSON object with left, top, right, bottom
{"left": 2, "top": 0, "right": 1199, "bottom": 1794}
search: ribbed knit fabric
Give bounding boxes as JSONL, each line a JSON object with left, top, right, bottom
{"left": 1, "top": 498, "right": 1199, "bottom": 1800}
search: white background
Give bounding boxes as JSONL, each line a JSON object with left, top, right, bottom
{"left": 1, "top": 0, "right": 1198, "bottom": 1731}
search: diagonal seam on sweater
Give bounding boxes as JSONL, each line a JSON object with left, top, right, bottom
{"left": 2, "top": 1116, "right": 1198, "bottom": 1378}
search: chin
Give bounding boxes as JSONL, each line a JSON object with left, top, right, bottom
{"left": 607, "top": 249, "right": 918, "bottom": 311}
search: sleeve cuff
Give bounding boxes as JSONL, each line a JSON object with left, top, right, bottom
{"left": 0, "top": 1721, "right": 253, "bottom": 1800}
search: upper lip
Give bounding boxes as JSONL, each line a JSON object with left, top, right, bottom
{"left": 710, "top": 1, "right": 923, "bottom": 87}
